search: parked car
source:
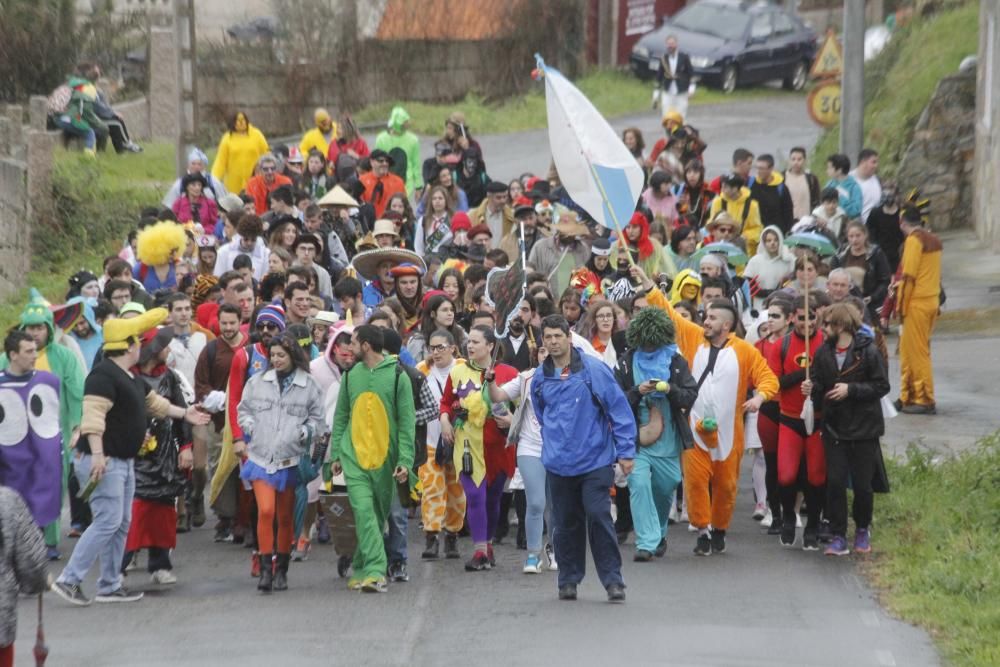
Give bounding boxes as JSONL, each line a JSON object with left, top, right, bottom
{"left": 630, "top": 0, "right": 817, "bottom": 94}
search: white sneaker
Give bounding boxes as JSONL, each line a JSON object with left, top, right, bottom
{"left": 523, "top": 554, "right": 543, "bottom": 574}
{"left": 668, "top": 503, "right": 679, "bottom": 523}
{"left": 150, "top": 569, "right": 177, "bottom": 585}
{"left": 760, "top": 509, "right": 773, "bottom": 527}
{"left": 752, "top": 502, "right": 767, "bottom": 521}
{"left": 544, "top": 543, "right": 558, "bottom": 571}
{"left": 679, "top": 508, "right": 689, "bottom": 523}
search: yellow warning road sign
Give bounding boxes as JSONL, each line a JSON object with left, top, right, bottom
{"left": 807, "top": 81, "right": 841, "bottom": 128}
{"left": 810, "top": 31, "right": 843, "bottom": 79}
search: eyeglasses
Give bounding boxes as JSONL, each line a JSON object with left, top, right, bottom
{"left": 258, "top": 322, "right": 280, "bottom": 332}
{"left": 429, "top": 344, "right": 449, "bottom": 352}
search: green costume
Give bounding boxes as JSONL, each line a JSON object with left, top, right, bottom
{"left": 0, "top": 290, "right": 85, "bottom": 546}
{"left": 329, "top": 356, "right": 415, "bottom": 587}
{"left": 375, "top": 106, "right": 423, "bottom": 194}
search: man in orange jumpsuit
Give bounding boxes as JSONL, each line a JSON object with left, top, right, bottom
{"left": 895, "top": 207, "right": 942, "bottom": 414}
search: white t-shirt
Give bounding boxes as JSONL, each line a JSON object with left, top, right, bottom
{"left": 500, "top": 370, "right": 543, "bottom": 459}
{"left": 424, "top": 362, "right": 454, "bottom": 448}
{"left": 851, "top": 170, "right": 882, "bottom": 223}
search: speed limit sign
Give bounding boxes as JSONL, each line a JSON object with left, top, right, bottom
{"left": 807, "top": 81, "right": 841, "bottom": 128}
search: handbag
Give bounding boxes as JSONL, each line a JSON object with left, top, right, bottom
{"left": 434, "top": 435, "right": 454, "bottom": 467}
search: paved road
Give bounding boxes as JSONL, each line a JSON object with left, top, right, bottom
{"left": 17, "top": 472, "right": 939, "bottom": 666}
{"left": 13, "top": 94, "right": 970, "bottom": 666}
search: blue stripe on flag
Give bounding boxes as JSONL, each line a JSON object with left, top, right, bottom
{"left": 592, "top": 163, "right": 635, "bottom": 232}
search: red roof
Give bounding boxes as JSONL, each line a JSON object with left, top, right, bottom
{"left": 376, "top": 0, "right": 522, "bottom": 41}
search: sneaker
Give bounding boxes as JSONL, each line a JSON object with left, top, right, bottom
{"left": 68, "top": 525, "right": 84, "bottom": 538}
{"left": 633, "top": 549, "right": 653, "bottom": 562}
{"left": 606, "top": 583, "right": 626, "bottom": 603}
{"left": 558, "top": 583, "right": 577, "bottom": 601}
{"left": 523, "top": 554, "right": 543, "bottom": 574}
{"left": 291, "top": 537, "right": 310, "bottom": 562}
{"left": 213, "top": 527, "right": 233, "bottom": 543}
{"left": 780, "top": 522, "right": 796, "bottom": 547}
{"left": 767, "top": 517, "right": 784, "bottom": 536}
{"left": 693, "top": 533, "right": 711, "bottom": 556}
{"left": 388, "top": 561, "right": 409, "bottom": 582}
{"left": 337, "top": 555, "right": 353, "bottom": 579}
{"left": 486, "top": 543, "right": 497, "bottom": 568}
{"left": 544, "top": 543, "right": 558, "bottom": 571}
{"left": 150, "top": 569, "right": 177, "bottom": 585}
{"left": 802, "top": 531, "right": 820, "bottom": 551}
{"left": 360, "top": 577, "right": 388, "bottom": 593}
{"left": 51, "top": 581, "right": 91, "bottom": 606}
{"left": 687, "top": 522, "right": 699, "bottom": 532}
{"left": 824, "top": 536, "right": 850, "bottom": 556}
{"left": 668, "top": 502, "right": 678, "bottom": 525}
{"left": 422, "top": 533, "right": 440, "bottom": 559}
{"left": 760, "top": 509, "right": 773, "bottom": 528}
{"left": 752, "top": 502, "right": 767, "bottom": 521}
{"left": 95, "top": 587, "right": 144, "bottom": 603}
{"left": 654, "top": 538, "right": 668, "bottom": 558}
{"left": 901, "top": 403, "right": 936, "bottom": 415}
{"left": 818, "top": 519, "right": 833, "bottom": 543}
{"left": 46, "top": 546, "right": 61, "bottom": 561}
{"left": 711, "top": 529, "right": 726, "bottom": 554}
{"left": 854, "top": 528, "right": 872, "bottom": 554}
{"left": 679, "top": 508, "right": 689, "bottom": 523}
{"left": 316, "top": 515, "right": 331, "bottom": 544}
{"left": 464, "top": 551, "right": 491, "bottom": 571}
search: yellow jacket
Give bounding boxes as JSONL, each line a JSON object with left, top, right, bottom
{"left": 709, "top": 186, "right": 763, "bottom": 257}
{"left": 211, "top": 125, "right": 270, "bottom": 194}
{"left": 300, "top": 125, "right": 339, "bottom": 159}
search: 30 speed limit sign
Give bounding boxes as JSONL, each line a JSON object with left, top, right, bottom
{"left": 807, "top": 82, "right": 841, "bottom": 128}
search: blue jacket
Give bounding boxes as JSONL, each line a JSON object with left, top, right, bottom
{"left": 530, "top": 347, "right": 636, "bottom": 476}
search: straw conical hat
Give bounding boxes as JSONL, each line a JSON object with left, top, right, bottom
{"left": 317, "top": 185, "right": 359, "bottom": 208}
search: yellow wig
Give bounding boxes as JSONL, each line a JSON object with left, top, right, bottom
{"left": 136, "top": 221, "right": 187, "bottom": 267}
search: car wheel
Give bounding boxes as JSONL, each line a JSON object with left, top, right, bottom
{"left": 721, "top": 65, "right": 737, "bottom": 94}
{"left": 784, "top": 61, "right": 807, "bottom": 91}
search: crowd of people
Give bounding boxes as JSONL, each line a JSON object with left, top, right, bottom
{"left": 0, "top": 65, "right": 945, "bottom": 659}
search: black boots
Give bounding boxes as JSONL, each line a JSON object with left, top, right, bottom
{"left": 422, "top": 532, "right": 440, "bottom": 559}
{"left": 190, "top": 469, "right": 207, "bottom": 527}
{"left": 257, "top": 553, "right": 273, "bottom": 592}
{"left": 273, "top": 553, "right": 290, "bottom": 591}
{"left": 443, "top": 532, "right": 460, "bottom": 559}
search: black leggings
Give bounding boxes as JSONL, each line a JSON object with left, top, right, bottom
{"left": 824, "top": 438, "right": 877, "bottom": 537}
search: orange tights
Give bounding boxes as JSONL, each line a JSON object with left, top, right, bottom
{"left": 252, "top": 480, "right": 295, "bottom": 555}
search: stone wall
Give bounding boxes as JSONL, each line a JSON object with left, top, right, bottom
{"left": 0, "top": 104, "right": 56, "bottom": 300}
{"left": 198, "top": 40, "right": 516, "bottom": 136}
{"left": 973, "top": 0, "right": 1000, "bottom": 252}
{"left": 895, "top": 65, "right": 976, "bottom": 231}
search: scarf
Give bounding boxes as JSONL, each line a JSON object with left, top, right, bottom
{"left": 633, "top": 344, "right": 677, "bottom": 399}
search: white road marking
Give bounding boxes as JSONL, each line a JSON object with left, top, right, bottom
{"left": 875, "top": 649, "right": 897, "bottom": 666}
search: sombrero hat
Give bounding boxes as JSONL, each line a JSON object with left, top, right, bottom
{"left": 317, "top": 185, "right": 360, "bottom": 209}
{"left": 551, "top": 212, "right": 590, "bottom": 238}
{"left": 351, "top": 248, "right": 426, "bottom": 281}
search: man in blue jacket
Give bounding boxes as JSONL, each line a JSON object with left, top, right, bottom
{"left": 530, "top": 314, "right": 636, "bottom": 603}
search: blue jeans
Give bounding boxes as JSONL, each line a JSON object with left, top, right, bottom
{"left": 385, "top": 490, "right": 407, "bottom": 564}
{"left": 627, "top": 452, "right": 682, "bottom": 551}
{"left": 57, "top": 455, "right": 135, "bottom": 595}
{"left": 548, "top": 465, "right": 623, "bottom": 590}
{"left": 517, "top": 455, "right": 551, "bottom": 554}
{"left": 53, "top": 115, "right": 96, "bottom": 149}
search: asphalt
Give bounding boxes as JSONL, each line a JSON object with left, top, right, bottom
{"left": 17, "top": 473, "right": 940, "bottom": 667}
{"left": 15, "top": 91, "right": 990, "bottom": 666}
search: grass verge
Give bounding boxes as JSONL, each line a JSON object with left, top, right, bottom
{"left": 355, "top": 68, "right": 804, "bottom": 135}
{"left": 869, "top": 432, "right": 1000, "bottom": 666}
{"left": 0, "top": 146, "right": 167, "bottom": 330}
{"left": 810, "top": 1, "right": 979, "bottom": 177}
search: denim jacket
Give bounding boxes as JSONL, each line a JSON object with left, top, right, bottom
{"left": 237, "top": 368, "right": 325, "bottom": 469}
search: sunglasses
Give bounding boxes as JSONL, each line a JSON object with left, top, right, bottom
{"left": 258, "top": 322, "right": 280, "bottom": 331}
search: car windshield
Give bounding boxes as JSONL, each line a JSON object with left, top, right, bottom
{"left": 671, "top": 4, "right": 750, "bottom": 42}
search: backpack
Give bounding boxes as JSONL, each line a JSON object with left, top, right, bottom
{"left": 47, "top": 84, "right": 72, "bottom": 116}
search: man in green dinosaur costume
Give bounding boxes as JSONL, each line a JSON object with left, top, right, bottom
{"left": 375, "top": 105, "right": 423, "bottom": 195}
{"left": 0, "top": 290, "right": 85, "bottom": 556}
{"left": 329, "top": 324, "right": 414, "bottom": 593}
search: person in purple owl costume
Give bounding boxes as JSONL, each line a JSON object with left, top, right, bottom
{"left": 0, "top": 330, "right": 63, "bottom": 531}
